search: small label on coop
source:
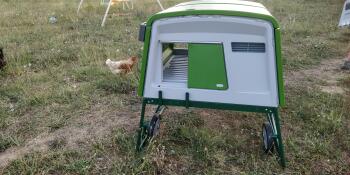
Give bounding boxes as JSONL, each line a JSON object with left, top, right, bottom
{"left": 216, "top": 84, "right": 224, "bottom": 88}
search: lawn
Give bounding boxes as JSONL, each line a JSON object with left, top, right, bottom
{"left": 0, "top": 0, "right": 349, "bottom": 174}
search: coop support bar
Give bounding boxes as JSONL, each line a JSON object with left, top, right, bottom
{"left": 158, "top": 91, "right": 163, "bottom": 106}
{"left": 272, "top": 109, "right": 286, "bottom": 167}
{"left": 136, "top": 100, "right": 147, "bottom": 151}
{"left": 185, "top": 93, "right": 190, "bottom": 109}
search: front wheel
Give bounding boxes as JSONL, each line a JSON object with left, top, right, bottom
{"left": 148, "top": 115, "right": 161, "bottom": 137}
{"left": 262, "top": 122, "right": 275, "bottom": 153}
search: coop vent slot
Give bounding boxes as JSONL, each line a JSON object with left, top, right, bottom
{"left": 231, "top": 42, "right": 266, "bottom": 53}
{"left": 162, "top": 43, "right": 189, "bottom": 83}
{"left": 163, "top": 55, "right": 188, "bottom": 82}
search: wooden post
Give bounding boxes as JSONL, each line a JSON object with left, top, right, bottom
{"left": 101, "top": 0, "right": 113, "bottom": 27}
{"left": 77, "top": 0, "right": 84, "bottom": 14}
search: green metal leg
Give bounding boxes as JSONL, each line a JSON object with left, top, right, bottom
{"left": 272, "top": 109, "right": 286, "bottom": 168}
{"left": 136, "top": 100, "right": 147, "bottom": 151}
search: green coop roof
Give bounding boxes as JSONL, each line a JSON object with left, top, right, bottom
{"left": 147, "top": 0, "right": 279, "bottom": 28}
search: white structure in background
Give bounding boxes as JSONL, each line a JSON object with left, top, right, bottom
{"left": 339, "top": 0, "right": 350, "bottom": 27}
{"left": 77, "top": 0, "right": 165, "bottom": 27}
{"left": 100, "top": 0, "right": 134, "bottom": 10}
{"left": 157, "top": 0, "right": 164, "bottom": 10}
{"left": 77, "top": 0, "right": 85, "bottom": 14}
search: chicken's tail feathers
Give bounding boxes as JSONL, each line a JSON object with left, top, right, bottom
{"left": 105, "top": 59, "right": 112, "bottom": 65}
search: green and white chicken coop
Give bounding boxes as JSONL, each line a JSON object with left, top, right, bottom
{"left": 137, "top": 0, "right": 286, "bottom": 167}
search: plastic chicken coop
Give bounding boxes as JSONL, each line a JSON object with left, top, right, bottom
{"left": 137, "top": 0, "right": 286, "bottom": 167}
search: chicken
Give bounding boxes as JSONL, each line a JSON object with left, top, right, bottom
{"left": 0, "top": 48, "right": 6, "bottom": 70}
{"left": 106, "top": 56, "right": 137, "bottom": 74}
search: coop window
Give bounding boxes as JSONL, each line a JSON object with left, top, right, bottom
{"left": 162, "top": 43, "right": 188, "bottom": 83}
{"left": 231, "top": 42, "right": 266, "bottom": 53}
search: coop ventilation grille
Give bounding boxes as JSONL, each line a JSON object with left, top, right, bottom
{"left": 231, "top": 42, "right": 266, "bottom": 53}
{"left": 163, "top": 55, "right": 188, "bottom": 83}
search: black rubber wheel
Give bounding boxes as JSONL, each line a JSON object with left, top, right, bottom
{"left": 262, "top": 122, "right": 274, "bottom": 153}
{"left": 148, "top": 115, "right": 161, "bottom": 137}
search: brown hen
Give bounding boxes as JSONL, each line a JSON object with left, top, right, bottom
{"left": 106, "top": 56, "right": 137, "bottom": 74}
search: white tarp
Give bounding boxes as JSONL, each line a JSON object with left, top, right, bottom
{"left": 339, "top": 0, "right": 350, "bottom": 27}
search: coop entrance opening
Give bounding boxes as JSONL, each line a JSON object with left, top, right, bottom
{"left": 162, "top": 43, "right": 189, "bottom": 83}
{"left": 161, "top": 42, "right": 228, "bottom": 90}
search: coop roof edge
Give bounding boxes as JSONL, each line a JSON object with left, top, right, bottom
{"left": 174, "top": 0, "right": 265, "bottom": 9}
{"left": 146, "top": 0, "right": 279, "bottom": 28}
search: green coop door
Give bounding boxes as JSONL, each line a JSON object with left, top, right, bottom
{"left": 188, "top": 43, "right": 228, "bottom": 90}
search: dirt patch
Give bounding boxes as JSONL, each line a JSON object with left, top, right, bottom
{"left": 0, "top": 133, "right": 53, "bottom": 168}
{"left": 319, "top": 85, "right": 345, "bottom": 94}
{"left": 285, "top": 58, "right": 350, "bottom": 94}
{"left": 0, "top": 104, "right": 140, "bottom": 168}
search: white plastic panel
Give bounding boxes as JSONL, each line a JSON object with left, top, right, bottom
{"left": 143, "top": 16, "right": 279, "bottom": 107}
{"left": 339, "top": 0, "right": 350, "bottom": 27}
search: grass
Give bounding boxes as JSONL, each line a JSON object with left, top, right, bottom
{"left": 265, "top": 0, "right": 349, "bottom": 70}
{"left": 0, "top": 0, "right": 350, "bottom": 174}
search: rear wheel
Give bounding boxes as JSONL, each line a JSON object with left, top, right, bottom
{"left": 262, "top": 122, "right": 275, "bottom": 153}
{"left": 148, "top": 115, "right": 161, "bottom": 138}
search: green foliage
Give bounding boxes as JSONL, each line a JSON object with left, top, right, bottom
{"left": 0, "top": 135, "right": 19, "bottom": 152}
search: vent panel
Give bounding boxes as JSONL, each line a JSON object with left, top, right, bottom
{"left": 231, "top": 42, "right": 266, "bottom": 53}
{"left": 163, "top": 55, "right": 188, "bottom": 82}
